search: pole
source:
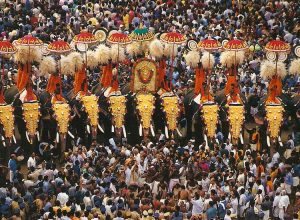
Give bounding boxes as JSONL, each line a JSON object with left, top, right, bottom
{"left": 207, "top": 51, "right": 211, "bottom": 101}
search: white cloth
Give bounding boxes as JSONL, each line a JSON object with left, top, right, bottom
{"left": 191, "top": 198, "right": 204, "bottom": 215}
{"left": 57, "top": 192, "right": 69, "bottom": 206}
{"left": 27, "top": 157, "right": 36, "bottom": 169}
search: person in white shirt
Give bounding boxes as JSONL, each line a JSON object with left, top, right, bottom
{"left": 273, "top": 192, "right": 281, "bottom": 218}
{"left": 278, "top": 190, "right": 290, "bottom": 220}
{"left": 27, "top": 152, "right": 36, "bottom": 170}
{"left": 224, "top": 210, "right": 232, "bottom": 220}
{"left": 191, "top": 192, "right": 204, "bottom": 217}
{"left": 57, "top": 188, "right": 69, "bottom": 206}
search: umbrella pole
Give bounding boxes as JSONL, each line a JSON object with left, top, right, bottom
{"left": 85, "top": 44, "right": 88, "bottom": 71}
{"left": 1, "top": 54, "right": 3, "bottom": 84}
{"left": 207, "top": 51, "right": 211, "bottom": 101}
{"left": 117, "top": 42, "right": 120, "bottom": 72}
{"left": 275, "top": 53, "right": 278, "bottom": 76}
{"left": 170, "top": 42, "right": 175, "bottom": 89}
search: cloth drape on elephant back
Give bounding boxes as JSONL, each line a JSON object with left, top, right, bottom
{"left": 74, "top": 66, "right": 87, "bottom": 94}
{"left": 194, "top": 67, "right": 205, "bottom": 95}
{"left": 46, "top": 74, "right": 61, "bottom": 94}
{"left": 224, "top": 75, "right": 239, "bottom": 96}
{"left": 17, "top": 63, "right": 31, "bottom": 91}
{"left": 101, "top": 63, "right": 113, "bottom": 88}
{"left": 157, "top": 59, "right": 167, "bottom": 88}
{"left": 268, "top": 75, "right": 282, "bottom": 96}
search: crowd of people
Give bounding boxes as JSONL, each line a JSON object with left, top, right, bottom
{"left": 0, "top": 0, "right": 300, "bottom": 219}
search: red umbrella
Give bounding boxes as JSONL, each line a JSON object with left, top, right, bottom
{"left": 47, "top": 40, "right": 72, "bottom": 55}
{"left": 107, "top": 32, "right": 132, "bottom": 45}
{"left": 73, "top": 32, "right": 98, "bottom": 45}
{"left": 223, "top": 37, "right": 248, "bottom": 51}
{"left": 0, "top": 37, "right": 17, "bottom": 82}
{"left": 198, "top": 36, "right": 221, "bottom": 51}
{"left": 160, "top": 32, "right": 186, "bottom": 44}
{"left": 16, "top": 34, "right": 43, "bottom": 46}
{"left": 265, "top": 37, "right": 290, "bottom": 53}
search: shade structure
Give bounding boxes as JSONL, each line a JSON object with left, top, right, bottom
{"left": 198, "top": 36, "right": 221, "bottom": 51}
{"left": 107, "top": 32, "right": 132, "bottom": 45}
{"left": 223, "top": 37, "right": 248, "bottom": 51}
{"left": 16, "top": 34, "right": 43, "bottom": 46}
{"left": 0, "top": 39, "right": 17, "bottom": 54}
{"left": 73, "top": 32, "right": 98, "bottom": 44}
{"left": 47, "top": 40, "right": 72, "bottom": 54}
{"left": 160, "top": 32, "right": 186, "bottom": 44}
{"left": 265, "top": 38, "right": 290, "bottom": 53}
{"left": 130, "top": 28, "right": 154, "bottom": 42}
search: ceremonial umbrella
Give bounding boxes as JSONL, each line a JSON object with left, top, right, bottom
{"left": 73, "top": 32, "right": 98, "bottom": 69}
{"left": 160, "top": 31, "right": 186, "bottom": 84}
{"left": 198, "top": 36, "right": 222, "bottom": 100}
{"left": 265, "top": 37, "right": 290, "bottom": 75}
{"left": 107, "top": 32, "right": 132, "bottom": 45}
{"left": 47, "top": 40, "right": 72, "bottom": 73}
{"left": 223, "top": 37, "right": 248, "bottom": 66}
{"left": 130, "top": 28, "right": 154, "bottom": 42}
{"left": 16, "top": 33, "right": 43, "bottom": 74}
{"left": 0, "top": 37, "right": 17, "bottom": 81}
{"left": 107, "top": 32, "right": 132, "bottom": 65}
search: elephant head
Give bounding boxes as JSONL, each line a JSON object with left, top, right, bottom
{"left": 136, "top": 93, "right": 155, "bottom": 139}
{"left": 52, "top": 103, "right": 71, "bottom": 157}
{"left": 22, "top": 102, "right": 40, "bottom": 143}
{"left": 108, "top": 95, "right": 127, "bottom": 139}
{"left": 161, "top": 95, "right": 181, "bottom": 138}
{"left": 265, "top": 104, "right": 284, "bottom": 143}
{"left": 227, "top": 104, "right": 245, "bottom": 144}
{"left": 80, "top": 95, "right": 99, "bottom": 139}
{"left": 201, "top": 104, "right": 219, "bottom": 140}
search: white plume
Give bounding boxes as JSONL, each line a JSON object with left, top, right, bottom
{"left": 39, "top": 56, "right": 56, "bottom": 76}
{"left": 149, "top": 39, "right": 164, "bottom": 59}
{"left": 68, "top": 52, "right": 83, "bottom": 71}
{"left": 126, "top": 42, "right": 141, "bottom": 57}
{"left": 110, "top": 44, "right": 125, "bottom": 63}
{"left": 260, "top": 60, "right": 276, "bottom": 79}
{"left": 61, "top": 55, "right": 75, "bottom": 75}
{"left": 86, "top": 50, "right": 98, "bottom": 69}
{"left": 201, "top": 52, "right": 215, "bottom": 70}
{"left": 185, "top": 51, "right": 200, "bottom": 68}
{"left": 95, "top": 44, "right": 111, "bottom": 64}
{"left": 289, "top": 58, "right": 300, "bottom": 75}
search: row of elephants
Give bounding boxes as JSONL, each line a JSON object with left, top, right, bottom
{"left": 1, "top": 82, "right": 300, "bottom": 160}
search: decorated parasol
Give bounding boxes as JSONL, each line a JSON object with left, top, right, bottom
{"left": 0, "top": 37, "right": 17, "bottom": 82}
{"left": 107, "top": 32, "right": 132, "bottom": 45}
{"left": 73, "top": 31, "right": 98, "bottom": 67}
{"left": 198, "top": 36, "right": 221, "bottom": 101}
{"left": 130, "top": 28, "right": 154, "bottom": 42}
{"left": 47, "top": 40, "right": 72, "bottom": 55}
{"left": 160, "top": 31, "right": 186, "bottom": 86}
{"left": 15, "top": 34, "right": 43, "bottom": 91}
{"left": 223, "top": 36, "right": 248, "bottom": 69}
{"left": 46, "top": 40, "right": 73, "bottom": 94}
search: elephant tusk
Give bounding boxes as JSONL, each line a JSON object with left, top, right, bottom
{"left": 278, "top": 136, "right": 283, "bottom": 147}
{"left": 165, "top": 126, "right": 169, "bottom": 139}
{"left": 267, "top": 135, "right": 270, "bottom": 147}
{"left": 36, "top": 131, "right": 40, "bottom": 141}
{"left": 139, "top": 124, "right": 142, "bottom": 136}
{"left": 111, "top": 125, "right": 115, "bottom": 133}
{"left": 1, "top": 135, "right": 4, "bottom": 141}
{"left": 86, "top": 125, "right": 91, "bottom": 134}
{"left": 150, "top": 124, "right": 155, "bottom": 137}
{"left": 176, "top": 127, "right": 182, "bottom": 137}
{"left": 26, "top": 132, "right": 30, "bottom": 143}
{"left": 122, "top": 125, "right": 127, "bottom": 138}
{"left": 240, "top": 133, "right": 244, "bottom": 144}
{"left": 98, "top": 124, "right": 104, "bottom": 133}
{"left": 56, "top": 132, "right": 59, "bottom": 143}
{"left": 68, "top": 131, "right": 74, "bottom": 139}
{"left": 228, "top": 132, "right": 231, "bottom": 142}
{"left": 215, "top": 134, "right": 219, "bottom": 144}
{"left": 13, "top": 135, "right": 16, "bottom": 144}
{"left": 204, "top": 134, "right": 208, "bottom": 148}
{"left": 2, "top": 140, "right": 5, "bottom": 147}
